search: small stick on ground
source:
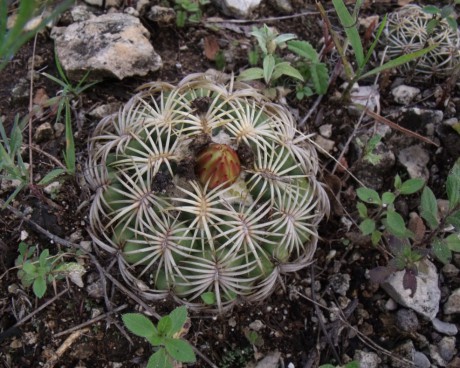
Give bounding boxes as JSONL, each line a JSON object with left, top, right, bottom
{"left": 43, "top": 328, "right": 90, "bottom": 368}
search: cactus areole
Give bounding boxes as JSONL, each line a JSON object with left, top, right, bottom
{"left": 86, "top": 73, "right": 329, "bottom": 312}
{"left": 195, "top": 143, "right": 241, "bottom": 189}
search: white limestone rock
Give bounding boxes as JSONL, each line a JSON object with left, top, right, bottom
{"left": 213, "top": 0, "right": 261, "bottom": 18}
{"left": 392, "top": 85, "right": 421, "bottom": 105}
{"left": 51, "top": 13, "right": 162, "bottom": 81}
{"left": 381, "top": 259, "right": 440, "bottom": 320}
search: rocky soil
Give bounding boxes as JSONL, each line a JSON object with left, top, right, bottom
{"left": 0, "top": 0, "right": 459, "bottom": 368}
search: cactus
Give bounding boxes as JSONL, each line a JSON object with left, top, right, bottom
{"left": 384, "top": 5, "right": 460, "bottom": 78}
{"left": 85, "top": 73, "right": 329, "bottom": 312}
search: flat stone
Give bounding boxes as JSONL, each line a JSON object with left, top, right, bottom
{"left": 392, "top": 85, "right": 421, "bottom": 105}
{"left": 314, "top": 135, "right": 335, "bottom": 153}
{"left": 381, "top": 259, "right": 440, "bottom": 320}
{"left": 51, "top": 13, "right": 162, "bottom": 81}
{"left": 319, "top": 124, "right": 332, "bottom": 138}
{"left": 443, "top": 288, "right": 460, "bottom": 314}
{"left": 390, "top": 340, "right": 415, "bottom": 368}
{"left": 432, "top": 318, "right": 458, "bottom": 336}
{"left": 34, "top": 122, "right": 54, "bottom": 143}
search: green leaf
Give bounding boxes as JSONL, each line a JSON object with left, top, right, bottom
{"left": 237, "top": 67, "right": 264, "bottom": 81}
{"left": 176, "top": 10, "right": 186, "bottom": 27}
{"left": 446, "top": 159, "right": 460, "bottom": 209}
{"left": 440, "top": 5, "right": 454, "bottom": 19}
{"left": 446, "top": 211, "right": 460, "bottom": 230}
{"left": 200, "top": 291, "right": 216, "bottom": 305}
{"left": 271, "top": 62, "right": 304, "bottom": 81}
{"left": 361, "top": 14, "right": 387, "bottom": 71}
{"left": 394, "top": 174, "right": 402, "bottom": 190}
{"left": 122, "top": 313, "right": 156, "bottom": 338}
{"left": 319, "top": 365, "right": 335, "bottom": 368}
{"left": 359, "top": 45, "right": 437, "bottom": 80}
{"left": 310, "top": 62, "right": 329, "bottom": 95}
{"left": 63, "top": 100, "right": 75, "bottom": 174}
{"left": 345, "top": 362, "right": 360, "bottom": 368}
{"left": 147, "top": 348, "right": 172, "bottom": 368}
{"left": 164, "top": 338, "right": 196, "bottom": 363}
{"left": 287, "top": 40, "right": 318, "bottom": 62}
{"left": 158, "top": 316, "right": 172, "bottom": 336}
{"left": 168, "top": 306, "right": 188, "bottom": 336}
{"left": 359, "top": 218, "right": 375, "bottom": 236}
{"left": 382, "top": 192, "right": 396, "bottom": 205}
{"left": 422, "top": 5, "right": 440, "bottom": 14}
{"left": 432, "top": 238, "right": 451, "bottom": 264}
{"left": 356, "top": 187, "right": 381, "bottom": 205}
{"left": 38, "top": 168, "right": 66, "bottom": 185}
{"left": 446, "top": 233, "right": 460, "bottom": 252}
{"left": 399, "top": 178, "right": 425, "bottom": 195}
{"left": 357, "top": 202, "right": 368, "bottom": 218}
{"left": 371, "top": 230, "right": 382, "bottom": 245}
{"left": 273, "top": 33, "right": 297, "bottom": 45}
{"left": 33, "top": 276, "right": 47, "bottom": 298}
{"left": 386, "top": 210, "right": 412, "bottom": 238}
{"left": 23, "top": 261, "right": 37, "bottom": 275}
{"left": 332, "top": 0, "right": 364, "bottom": 67}
{"left": 420, "top": 187, "right": 439, "bottom": 230}
{"left": 263, "top": 55, "right": 275, "bottom": 84}
{"left": 446, "top": 16, "right": 458, "bottom": 31}
{"left": 426, "top": 19, "right": 439, "bottom": 34}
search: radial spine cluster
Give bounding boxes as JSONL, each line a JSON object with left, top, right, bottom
{"left": 384, "top": 5, "right": 460, "bottom": 78}
{"left": 86, "top": 72, "right": 329, "bottom": 311}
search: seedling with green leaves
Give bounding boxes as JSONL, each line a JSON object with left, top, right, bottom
{"left": 422, "top": 3, "right": 459, "bottom": 33}
{"left": 174, "top": 0, "right": 209, "bottom": 28}
{"left": 122, "top": 306, "right": 196, "bottom": 368}
{"left": 0, "top": 115, "right": 29, "bottom": 207}
{"left": 15, "top": 242, "right": 85, "bottom": 298}
{"left": 238, "top": 25, "right": 328, "bottom": 99}
{"left": 40, "top": 53, "right": 99, "bottom": 183}
{"left": 356, "top": 175, "right": 425, "bottom": 246}
{"left": 418, "top": 159, "right": 460, "bottom": 264}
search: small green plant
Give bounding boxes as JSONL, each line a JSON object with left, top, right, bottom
{"left": 317, "top": 0, "right": 436, "bottom": 100}
{"left": 174, "top": 0, "right": 209, "bottom": 28}
{"left": 15, "top": 242, "right": 85, "bottom": 298}
{"left": 122, "top": 306, "right": 196, "bottom": 368}
{"left": 40, "top": 53, "right": 99, "bottom": 183}
{"left": 422, "top": 2, "right": 458, "bottom": 34}
{"left": 0, "top": 115, "right": 29, "bottom": 206}
{"left": 238, "top": 25, "right": 328, "bottom": 98}
{"left": 0, "top": 0, "right": 71, "bottom": 70}
{"left": 356, "top": 175, "right": 425, "bottom": 246}
{"left": 419, "top": 159, "right": 460, "bottom": 264}
{"left": 320, "top": 361, "right": 359, "bottom": 368}
{"left": 220, "top": 346, "right": 253, "bottom": 368}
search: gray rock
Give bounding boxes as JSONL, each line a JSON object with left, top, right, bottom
{"left": 429, "top": 336, "right": 457, "bottom": 366}
{"left": 353, "top": 140, "right": 395, "bottom": 190}
{"left": 34, "top": 122, "right": 54, "bottom": 143}
{"left": 390, "top": 340, "right": 415, "bottom": 368}
{"left": 11, "top": 78, "right": 30, "bottom": 101}
{"left": 432, "top": 318, "right": 458, "bottom": 336}
{"left": 53, "top": 122, "right": 65, "bottom": 138}
{"left": 349, "top": 85, "right": 380, "bottom": 116}
{"left": 43, "top": 181, "right": 62, "bottom": 195}
{"left": 398, "top": 145, "right": 430, "bottom": 180}
{"left": 319, "top": 124, "right": 332, "bottom": 138}
{"left": 381, "top": 259, "right": 440, "bottom": 320}
{"left": 443, "top": 288, "right": 460, "bottom": 314}
{"left": 147, "top": 6, "right": 176, "bottom": 26}
{"left": 392, "top": 85, "right": 421, "bottom": 105}
{"left": 88, "top": 103, "right": 121, "bottom": 119}
{"left": 51, "top": 13, "right": 162, "bottom": 81}
{"left": 212, "top": 0, "right": 261, "bottom": 18}
{"left": 70, "top": 5, "right": 95, "bottom": 22}
{"left": 441, "top": 263, "right": 459, "bottom": 278}
{"left": 354, "top": 350, "right": 379, "bottom": 368}
{"left": 385, "top": 298, "right": 398, "bottom": 311}
{"left": 414, "top": 351, "right": 430, "bottom": 368}
{"left": 314, "top": 135, "right": 335, "bottom": 153}
{"left": 399, "top": 107, "right": 444, "bottom": 130}
{"left": 253, "top": 351, "right": 281, "bottom": 368}
{"left": 396, "top": 308, "right": 419, "bottom": 333}
{"left": 268, "top": 0, "right": 293, "bottom": 13}
{"left": 329, "top": 273, "right": 350, "bottom": 296}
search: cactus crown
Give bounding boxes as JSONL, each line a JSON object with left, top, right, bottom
{"left": 86, "top": 73, "right": 329, "bottom": 312}
{"left": 384, "top": 5, "right": 460, "bottom": 78}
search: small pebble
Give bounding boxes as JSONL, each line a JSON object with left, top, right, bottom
{"left": 249, "top": 320, "right": 265, "bottom": 332}
{"left": 385, "top": 298, "right": 398, "bottom": 311}
{"left": 443, "top": 288, "right": 460, "bottom": 314}
{"left": 414, "top": 351, "right": 430, "bottom": 368}
{"left": 396, "top": 308, "right": 419, "bottom": 333}
{"left": 432, "top": 318, "right": 458, "bottom": 336}
{"left": 319, "top": 124, "right": 332, "bottom": 138}
{"left": 437, "top": 336, "right": 456, "bottom": 362}
{"left": 441, "top": 263, "right": 459, "bottom": 278}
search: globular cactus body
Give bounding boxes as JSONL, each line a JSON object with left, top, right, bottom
{"left": 86, "top": 73, "right": 329, "bottom": 311}
{"left": 384, "top": 5, "right": 460, "bottom": 78}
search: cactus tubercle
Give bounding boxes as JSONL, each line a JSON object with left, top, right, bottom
{"left": 195, "top": 143, "right": 241, "bottom": 189}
